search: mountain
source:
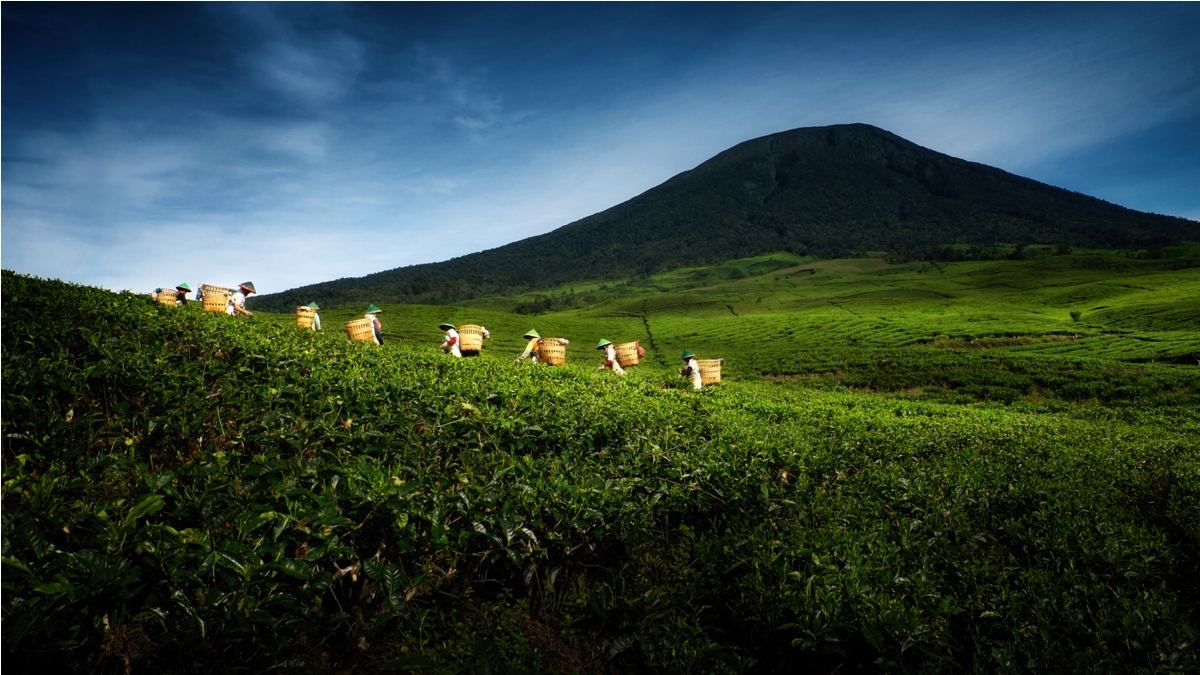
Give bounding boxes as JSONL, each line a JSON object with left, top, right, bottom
{"left": 251, "top": 123, "right": 1198, "bottom": 311}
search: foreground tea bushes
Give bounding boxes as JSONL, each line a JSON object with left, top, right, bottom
{"left": 3, "top": 271, "right": 1198, "bottom": 674}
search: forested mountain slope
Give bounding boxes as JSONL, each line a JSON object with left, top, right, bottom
{"left": 252, "top": 123, "right": 1197, "bottom": 310}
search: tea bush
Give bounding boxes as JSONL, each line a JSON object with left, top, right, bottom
{"left": 3, "top": 270, "right": 1198, "bottom": 673}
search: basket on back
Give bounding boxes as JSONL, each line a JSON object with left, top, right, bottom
{"left": 296, "top": 306, "right": 316, "bottom": 329}
{"left": 346, "top": 317, "right": 377, "bottom": 343}
{"left": 615, "top": 341, "right": 640, "bottom": 367}
{"left": 697, "top": 359, "right": 723, "bottom": 386}
{"left": 458, "top": 324, "right": 485, "bottom": 355}
{"left": 538, "top": 338, "right": 567, "bottom": 366}
{"left": 200, "top": 284, "right": 235, "bottom": 313}
{"left": 156, "top": 289, "right": 179, "bottom": 307}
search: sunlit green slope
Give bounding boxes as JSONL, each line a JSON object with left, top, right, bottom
{"left": 4, "top": 269, "right": 1199, "bottom": 673}
{"left": 267, "top": 246, "right": 1200, "bottom": 374}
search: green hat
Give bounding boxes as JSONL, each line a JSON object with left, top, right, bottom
{"left": 523, "top": 329, "right": 541, "bottom": 339}
{"left": 439, "top": 320, "right": 455, "bottom": 330}
{"left": 680, "top": 350, "right": 695, "bottom": 360}
{"left": 239, "top": 281, "right": 256, "bottom": 293}
{"left": 366, "top": 305, "right": 382, "bottom": 314}
{"left": 176, "top": 283, "right": 191, "bottom": 291}
{"left": 597, "top": 339, "right": 613, "bottom": 350}
{"left": 307, "top": 302, "right": 319, "bottom": 309}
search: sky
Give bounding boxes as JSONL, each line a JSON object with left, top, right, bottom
{"left": 3, "top": 2, "right": 1198, "bottom": 295}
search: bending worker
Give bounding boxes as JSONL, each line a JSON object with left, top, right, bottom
{"left": 366, "top": 305, "right": 383, "bottom": 344}
{"left": 516, "top": 330, "right": 569, "bottom": 363}
{"left": 680, "top": 350, "right": 703, "bottom": 389}
{"left": 440, "top": 321, "right": 461, "bottom": 357}
{"left": 516, "top": 329, "right": 542, "bottom": 363}
{"left": 597, "top": 339, "right": 626, "bottom": 375}
{"left": 679, "top": 350, "right": 721, "bottom": 390}
{"left": 228, "top": 282, "right": 256, "bottom": 317}
{"left": 307, "top": 302, "right": 322, "bottom": 331}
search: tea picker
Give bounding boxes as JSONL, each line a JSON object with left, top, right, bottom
{"left": 596, "top": 339, "right": 626, "bottom": 375}
{"left": 365, "top": 305, "right": 383, "bottom": 344}
{"left": 516, "top": 329, "right": 542, "bottom": 363}
{"left": 153, "top": 283, "right": 191, "bottom": 306}
{"left": 680, "top": 350, "right": 724, "bottom": 389}
{"left": 440, "top": 320, "right": 461, "bottom": 357}
{"left": 228, "top": 282, "right": 256, "bottom": 317}
{"left": 517, "top": 330, "right": 569, "bottom": 364}
{"left": 307, "top": 302, "right": 322, "bottom": 331}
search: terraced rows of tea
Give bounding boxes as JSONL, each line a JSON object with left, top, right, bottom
{"left": 3, "top": 250, "right": 1198, "bottom": 674}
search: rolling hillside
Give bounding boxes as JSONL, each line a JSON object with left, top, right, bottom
{"left": 5, "top": 266, "right": 1199, "bottom": 673}
{"left": 252, "top": 123, "right": 1198, "bottom": 311}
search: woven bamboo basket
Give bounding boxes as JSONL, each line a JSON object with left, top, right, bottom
{"left": 615, "top": 341, "right": 640, "bottom": 367}
{"left": 296, "top": 306, "right": 316, "bottom": 329}
{"left": 346, "top": 317, "right": 377, "bottom": 343}
{"left": 538, "top": 338, "right": 567, "bottom": 366}
{"left": 200, "top": 284, "right": 235, "bottom": 313}
{"left": 697, "top": 359, "right": 723, "bottom": 386}
{"left": 156, "top": 289, "right": 179, "bottom": 307}
{"left": 458, "top": 324, "right": 485, "bottom": 355}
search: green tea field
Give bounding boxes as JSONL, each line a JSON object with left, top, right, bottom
{"left": 3, "top": 249, "right": 1198, "bottom": 674}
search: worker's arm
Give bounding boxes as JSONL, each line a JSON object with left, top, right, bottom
{"left": 235, "top": 304, "right": 253, "bottom": 317}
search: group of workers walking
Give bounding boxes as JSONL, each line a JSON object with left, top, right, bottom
{"left": 154, "top": 286, "right": 717, "bottom": 388}
{"left": 329, "top": 306, "right": 718, "bottom": 388}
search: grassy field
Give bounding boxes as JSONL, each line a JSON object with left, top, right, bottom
{"left": 3, "top": 250, "right": 1199, "bottom": 674}
{"left": 278, "top": 247, "right": 1200, "bottom": 366}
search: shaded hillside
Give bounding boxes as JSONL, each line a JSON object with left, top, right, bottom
{"left": 253, "top": 123, "right": 1198, "bottom": 310}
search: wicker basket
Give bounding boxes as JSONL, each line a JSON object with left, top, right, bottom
{"left": 296, "top": 306, "right": 316, "bottom": 329}
{"left": 346, "top": 317, "right": 377, "bottom": 343}
{"left": 458, "top": 324, "right": 485, "bottom": 355}
{"left": 615, "top": 341, "right": 640, "bottom": 367}
{"left": 200, "top": 284, "right": 234, "bottom": 313}
{"left": 156, "top": 289, "right": 179, "bottom": 307}
{"left": 697, "top": 359, "right": 723, "bottom": 386}
{"left": 538, "top": 338, "right": 567, "bottom": 366}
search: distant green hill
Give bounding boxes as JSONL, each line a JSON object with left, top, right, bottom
{"left": 252, "top": 123, "right": 1198, "bottom": 311}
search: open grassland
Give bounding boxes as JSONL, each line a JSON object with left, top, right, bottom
{"left": 3, "top": 267, "right": 1199, "bottom": 674}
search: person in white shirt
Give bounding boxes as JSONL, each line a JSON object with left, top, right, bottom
{"left": 365, "top": 305, "right": 383, "bottom": 344}
{"left": 679, "top": 350, "right": 702, "bottom": 389}
{"left": 227, "top": 282, "right": 256, "bottom": 317}
{"left": 596, "top": 339, "right": 626, "bottom": 375}
{"left": 440, "top": 320, "right": 461, "bottom": 357}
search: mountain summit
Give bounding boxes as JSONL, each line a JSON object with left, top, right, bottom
{"left": 253, "top": 124, "right": 1196, "bottom": 310}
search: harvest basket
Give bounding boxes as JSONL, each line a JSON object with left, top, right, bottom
{"left": 296, "top": 306, "right": 316, "bottom": 329}
{"left": 156, "top": 289, "right": 179, "bottom": 307}
{"left": 200, "top": 284, "right": 234, "bottom": 313}
{"left": 697, "top": 358, "right": 723, "bottom": 386}
{"left": 615, "top": 341, "right": 640, "bottom": 367}
{"left": 458, "top": 324, "right": 485, "bottom": 355}
{"left": 538, "top": 338, "right": 567, "bottom": 366}
{"left": 346, "top": 317, "right": 377, "bottom": 344}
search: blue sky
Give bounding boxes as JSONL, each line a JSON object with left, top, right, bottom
{"left": 3, "top": 2, "right": 1198, "bottom": 294}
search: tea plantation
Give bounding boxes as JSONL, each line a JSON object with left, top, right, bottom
{"left": 3, "top": 256, "right": 1199, "bottom": 674}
